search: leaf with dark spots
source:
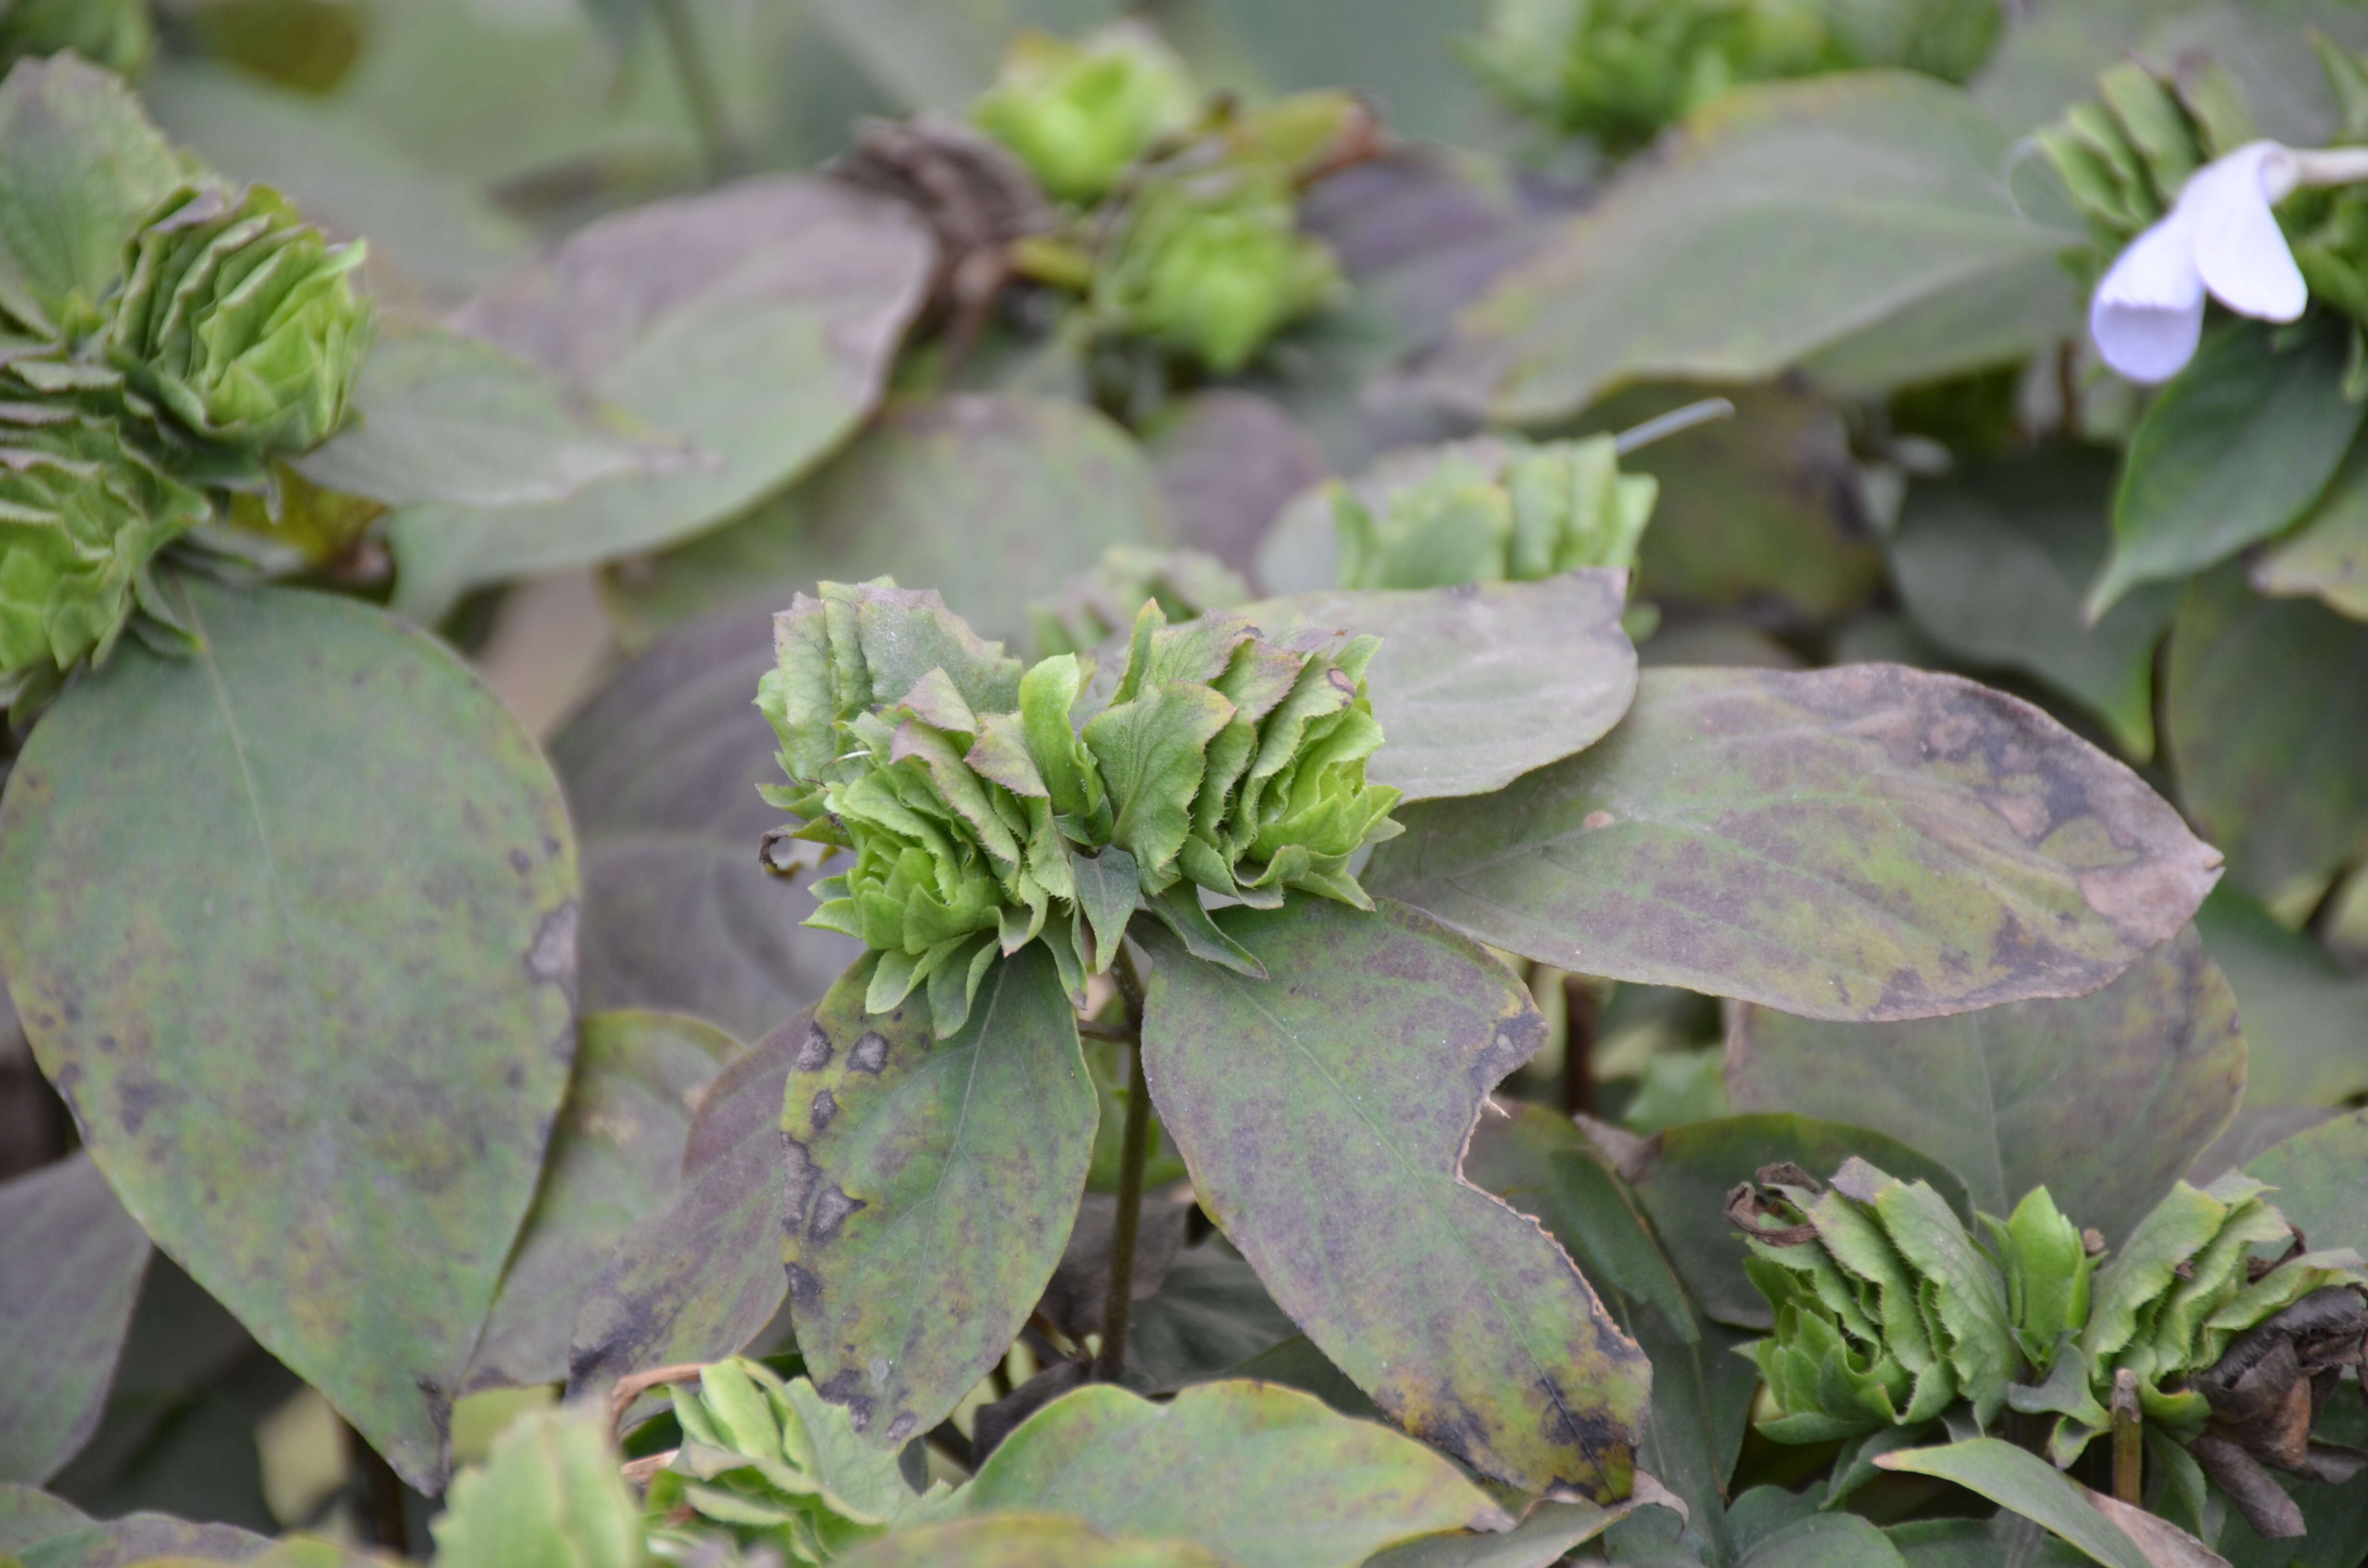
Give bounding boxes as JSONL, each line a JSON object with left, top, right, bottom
{"left": 1138, "top": 897, "right": 1651, "bottom": 1498}
{"left": 958, "top": 1381, "right": 1514, "bottom": 1568}
{"left": 550, "top": 611, "right": 868, "bottom": 1043}
{"left": 2164, "top": 567, "right": 2368, "bottom": 903}
{"left": 1620, "top": 1114, "right": 1974, "bottom": 1334}
{"left": 601, "top": 394, "right": 1170, "bottom": 650}
{"left": 384, "top": 174, "right": 936, "bottom": 620}
{"left": 1727, "top": 927, "right": 2245, "bottom": 1245}
{"left": 0, "top": 579, "right": 579, "bottom": 1493}
{"left": 567, "top": 1008, "right": 812, "bottom": 1393}
{"left": 1369, "top": 664, "right": 2221, "bottom": 1021}
{"left": 463, "top": 1012, "right": 737, "bottom": 1394}
{"left": 1240, "top": 573, "right": 1637, "bottom": 800}
{"left": 0, "top": 1155, "right": 151, "bottom": 1484}
{"left": 782, "top": 947, "right": 1095, "bottom": 1448}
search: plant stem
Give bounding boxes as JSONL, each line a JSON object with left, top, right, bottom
{"left": 2110, "top": 1368, "right": 2142, "bottom": 1505}
{"left": 652, "top": 0, "right": 731, "bottom": 184}
{"left": 1561, "top": 973, "right": 1599, "bottom": 1118}
{"left": 1094, "top": 948, "right": 1152, "bottom": 1383}
{"left": 343, "top": 1420, "right": 409, "bottom": 1554}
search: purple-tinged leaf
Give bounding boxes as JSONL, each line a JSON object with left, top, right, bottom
{"left": 0, "top": 1156, "right": 149, "bottom": 1483}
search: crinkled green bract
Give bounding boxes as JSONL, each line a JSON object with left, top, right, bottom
{"left": 1029, "top": 544, "right": 1250, "bottom": 658}
{"left": 1093, "top": 158, "right": 1342, "bottom": 374}
{"left": 0, "top": 0, "right": 153, "bottom": 78}
{"left": 1333, "top": 434, "right": 1657, "bottom": 590}
{"left": 646, "top": 1359, "right": 940, "bottom": 1566}
{"left": 1467, "top": 0, "right": 1999, "bottom": 154}
{"left": 105, "top": 182, "right": 372, "bottom": 460}
{"left": 0, "top": 358, "right": 209, "bottom": 701}
{"left": 758, "top": 580, "right": 1403, "bottom": 1032}
{"left": 1737, "top": 1162, "right": 2368, "bottom": 1468}
{"left": 971, "top": 23, "right": 1197, "bottom": 203}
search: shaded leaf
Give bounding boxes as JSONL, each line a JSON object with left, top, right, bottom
{"left": 1241, "top": 572, "right": 1637, "bottom": 800}
{"left": 550, "top": 612, "right": 864, "bottom": 1041}
{"left": 1138, "top": 898, "right": 1652, "bottom": 1498}
{"left": 2244, "top": 1110, "right": 2368, "bottom": 1260}
{"left": 962, "top": 1381, "right": 1513, "bottom": 1568}
{"left": 601, "top": 394, "right": 1170, "bottom": 650}
{"left": 2093, "top": 321, "right": 2363, "bottom": 616}
{"left": 1363, "top": 1497, "right": 1632, "bottom": 1568}
{"left": 567, "top": 1011, "right": 808, "bottom": 1392}
{"left": 139, "top": 61, "right": 527, "bottom": 303}
{"left": 2195, "top": 887, "right": 2368, "bottom": 1108}
{"left": 1159, "top": 0, "right": 1498, "bottom": 146}
{"left": 464, "top": 1012, "right": 737, "bottom": 1394}
{"left": 10, "top": 1510, "right": 271, "bottom": 1568}
{"left": 1726, "top": 927, "right": 2246, "bottom": 1244}
{"left": 1146, "top": 392, "right": 1328, "bottom": 574}
{"left": 0, "top": 579, "right": 579, "bottom": 1491}
{"left": 2253, "top": 433, "right": 2368, "bottom": 622}
{"left": 0, "top": 56, "right": 185, "bottom": 337}
{"left": 783, "top": 948, "right": 1095, "bottom": 1447}
{"left": 429, "top": 1403, "right": 642, "bottom": 1568}
{"left": 1369, "top": 665, "right": 2220, "bottom": 1020}
{"left": 2164, "top": 567, "right": 2368, "bottom": 902}
{"left": 296, "top": 321, "right": 698, "bottom": 510}
{"left": 836, "top": 1514, "right": 1232, "bottom": 1568}
{"left": 387, "top": 176, "right": 935, "bottom": 618}
{"left": 1125, "top": 1244, "right": 1300, "bottom": 1389}
{"left": 1875, "top": 1439, "right": 2185, "bottom": 1568}
{"left": 1406, "top": 74, "right": 2079, "bottom": 425}
{"left": 1741, "top": 1514, "right": 1912, "bottom": 1568}
{"left": 0, "top": 1155, "right": 150, "bottom": 1485}
{"left": 1620, "top": 1113, "right": 1974, "bottom": 1334}
{"left": 1892, "top": 449, "right": 2178, "bottom": 758}
{"left": 1888, "top": 1514, "right": 2088, "bottom": 1567}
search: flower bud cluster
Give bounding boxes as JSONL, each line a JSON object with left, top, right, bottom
{"left": 1331, "top": 435, "right": 1657, "bottom": 591}
{"left": 1465, "top": 0, "right": 2000, "bottom": 155}
{"left": 971, "top": 24, "right": 1197, "bottom": 204}
{"left": 1733, "top": 1161, "right": 2368, "bottom": 1487}
{"left": 759, "top": 580, "right": 1402, "bottom": 1031}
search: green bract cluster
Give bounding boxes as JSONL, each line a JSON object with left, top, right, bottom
{"left": 1734, "top": 1161, "right": 2368, "bottom": 1471}
{"left": 645, "top": 1359, "right": 942, "bottom": 1565}
{"left": 1029, "top": 544, "right": 1250, "bottom": 659}
{"left": 1467, "top": 0, "right": 2001, "bottom": 154}
{"left": 971, "top": 24, "right": 1196, "bottom": 203}
{"left": 1332, "top": 434, "right": 1658, "bottom": 590}
{"left": 0, "top": 0, "right": 152, "bottom": 78}
{"left": 106, "top": 184, "right": 371, "bottom": 460}
{"left": 758, "top": 580, "right": 1403, "bottom": 1031}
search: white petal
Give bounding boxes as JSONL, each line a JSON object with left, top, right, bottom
{"left": 2187, "top": 141, "right": 2307, "bottom": 322}
{"left": 2090, "top": 205, "right": 2208, "bottom": 382}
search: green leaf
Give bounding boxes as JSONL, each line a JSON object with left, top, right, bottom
{"left": 0, "top": 56, "right": 187, "bottom": 338}
{"left": 1727, "top": 926, "right": 2244, "bottom": 1244}
{"left": 1362, "top": 1497, "right": 1634, "bottom": 1568}
{"left": 1239, "top": 572, "right": 1637, "bottom": 801}
{"left": 0, "top": 578, "right": 579, "bottom": 1491}
{"left": 1740, "top": 1514, "right": 1911, "bottom": 1568}
{"left": 782, "top": 948, "right": 1095, "bottom": 1447}
{"left": 429, "top": 1403, "right": 644, "bottom": 1568}
{"left": 0, "top": 1155, "right": 150, "bottom": 1484}
{"left": 1138, "top": 898, "right": 1652, "bottom": 1498}
{"left": 961, "top": 1381, "right": 1513, "bottom": 1568}
{"left": 568, "top": 1012, "right": 808, "bottom": 1392}
{"left": 385, "top": 176, "right": 935, "bottom": 619}
{"left": 549, "top": 612, "right": 864, "bottom": 1041}
{"left": 1891, "top": 449, "right": 2178, "bottom": 759}
{"left": 0, "top": 1486, "right": 86, "bottom": 1554}
{"left": 0, "top": 1492, "right": 341, "bottom": 1568}
{"left": 836, "top": 1515, "right": 1233, "bottom": 1568}
{"left": 138, "top": 61, "right": 529, "bottom": 302}
{"left": 2195, "top": 886, "right": 2368, "bottom": 1107}
{"left": 1405, "top": 74, "right": 2079, "bottom": 425}
{"left": 463, "top": 1011, "right": 736, "bottom": 1394}
{"left": 2244, "top": 1109, "right": 2368, "bottom": 1260}
{"left": 295, "top": 321, "right": 697, "bottom": 509}
{"left": 601, "top": 394, "right": 1171, "bottom": 651}
{"left": 1887, "top": 1515, "right": 2087, "bottom": 1567}
{"left": 2092, "top": 320, "right": 2364, "bottom": 617}
{"left": 1158, "top": 0, "right": 1496, "bottom": 146}
{"left": 1620, "top": 1113, "right": 1973, "bottom": 1334}
{"left": 1083, "top": 682, "right": 1237, "bottom": 877}
{"left": 1369, "top": 665, "right": 2220, "bottom": 1020}
{"left": 2253, "top": 429, "right": 2368, "bottom": 623}
{"left": 1874, "top": 1439, "right": 2168, "bottom": 1568}
{"left": 2163, "top": 567, "right": 2368, "bottom": 902}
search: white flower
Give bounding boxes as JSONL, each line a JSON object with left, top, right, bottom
{"left": 2089, "top": 141, "right": 2305, "bottom": 383}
